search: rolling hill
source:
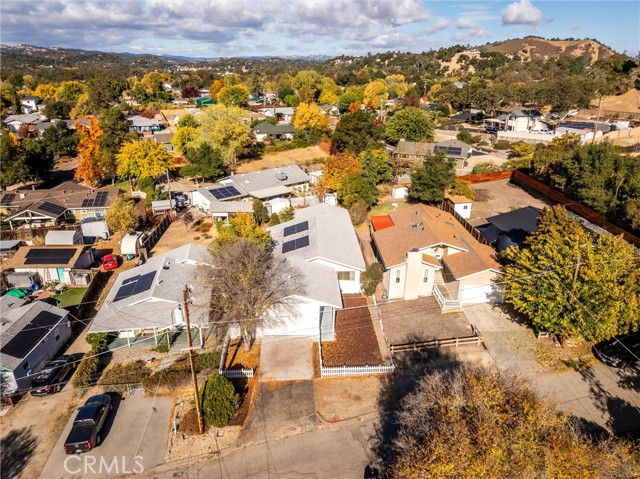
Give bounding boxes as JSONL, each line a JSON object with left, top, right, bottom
{"left": 481, "top": 37, "right": 615, "bottom": 63}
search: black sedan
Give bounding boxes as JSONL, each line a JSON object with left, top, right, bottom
{"left": 30, "top": 355, "right": 76, "bottom": 396}
{"left": 592, "top": 332, "right": 640, "bottom": 368}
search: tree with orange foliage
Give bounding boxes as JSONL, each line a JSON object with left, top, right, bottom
{"left": 321, "top": 152, "right": 362, "bottom": 191}
{"left": 75, "top": 117, "right": 103, "bottom": 187}
{"left": 348, "top": 101, "right": 361, "bottom": 113}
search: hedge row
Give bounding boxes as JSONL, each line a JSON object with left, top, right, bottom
{"left": 71, "top": 333, "right": 110, "bottom": 388}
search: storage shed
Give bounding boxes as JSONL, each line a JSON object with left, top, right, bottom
{"left": 45, "top": 230, "right": 84, "bottom": 245}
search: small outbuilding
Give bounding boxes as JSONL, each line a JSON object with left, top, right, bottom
{"left": 120, "top": 231, "right": 146, "bottom": 258}
{"left": 45, "top": 230, "right": 84, "bottom": 246}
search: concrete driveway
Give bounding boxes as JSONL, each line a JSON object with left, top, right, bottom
{"left": 259, "top": 336, "right": 313, "bottom": 381}
{"left": 40, "top": 394, "right": 172, "bottom": 479}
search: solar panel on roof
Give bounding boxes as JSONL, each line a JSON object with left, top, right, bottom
{"left": 94, "top": 192, "right": 108, "bottom": 207}
{"left": 113, "top": 271, "right": 156, "bottom": 302}
{"left": 447, "top": 147, "right": 463, "bottom": 155}
{"left": 38, "top": 202, "right": 66, "bottom": 215}
{"left": 0, "top": 310, "right": 63, "bottom": 360}
{"left": 281, "top": 235, "right": 310, "bottom": 254}
{"left": 82, "top": 199, "right": 95, "bottom": 207}
{"left": 24, "top": 248, "right": 77, "bottom": 265}
{"left": 0, "top": 194, "right": 16, "bottom": 205}
{"left": 209, "top": 185, "right": 241, "bottom": 200}
{"left": 283, "top": 221, "right": 309, "bottom": 237}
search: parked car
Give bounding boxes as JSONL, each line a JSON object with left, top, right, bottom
{"left": 64, "top": 394, "right": 113, "bottom": 454}
{"left": 30, "top": 355, "right": 76, "bottom": 396}
{"left": 102, "top": 254, "right": 119, "bottom": 271}
{"left": 592, "top": 332, "right": 640, "bottom": 368}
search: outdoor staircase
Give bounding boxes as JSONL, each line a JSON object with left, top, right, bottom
{"left": 433, "top": 271, "right": 463, "bottom": 312}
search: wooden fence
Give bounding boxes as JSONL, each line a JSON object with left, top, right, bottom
{"left": 511, "top": 171, "right": 640, "bottom": 248}
{"left": 0, "top": 224, "right": 81, "bottom": 242}
{"left": 140, "top": 213, "right": 172, "bottom": 252}
{"left": 457, "top": 169, "right": 514, "bottom": 184}
{"left": 390, "top": 326, "right": 483, "bottom": 354}
{"left": 440, "top": 200, "right": 491, "bottom": 245}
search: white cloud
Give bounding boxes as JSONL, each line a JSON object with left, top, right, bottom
{"left": 423, "top": 19, "right": 449, "bottom": 35}
{"left": 452, "top": 18, "right": 491, "bottom": 42}
{"left": 501, "top": 0, "right": 543, "bottom": 26}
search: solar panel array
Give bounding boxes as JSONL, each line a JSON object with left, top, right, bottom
{"left": 434, "top": 146, "right": 463, "bottom": 156}
{"left": 113, "top": 271, "right": 156, "bottom": 302}
{"left": 282, "top": 235, "right": 310, "bottom": 254}
{"left": 0, "top": 310, "right": 64, "bottom": 359}
{"left": 283, "top": 221, "right": 309, "bottom": 237}
{"left": 81, "top": 191, "right": 109, "bottom": 208}
{"left": 0, "top": 194, "right": 16, "bottom": 206}
{"left": 24, "top": 248, "right": 77, "bottom": 265}
{"left": 38, "top": 202, "right": 66, "bottom": 215}
{"left": 209, "top": 186, "right": 241, "bottom": 200}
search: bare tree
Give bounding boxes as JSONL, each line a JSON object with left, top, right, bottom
{"left": 181, "top": 211, "right": 194, "bottom": 230}
{"left": 208, "top": 238, "right": 302, "bottom": 351}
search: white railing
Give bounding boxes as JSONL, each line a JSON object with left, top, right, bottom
{"left": 220, "top": 368, "right": 254, "bottom": 379}
{"left": 433, "top": 284, "right": 462, "bottom": 309}
{"left": 320, "top": 364, "right": 395, "bottom": 377}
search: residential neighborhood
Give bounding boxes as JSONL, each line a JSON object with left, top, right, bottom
{"left": 1, "top": 3, "right": 640, "bottom": 478}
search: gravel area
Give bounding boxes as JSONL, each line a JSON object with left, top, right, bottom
{"left": 378, "top": 296, "right": 473, "bottom": 345}
{"left": 469, "top": 178, "right": 552, "bottom": 226}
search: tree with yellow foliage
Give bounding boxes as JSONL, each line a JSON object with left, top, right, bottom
{"left": 318, "top": 90, "right": 338, "bottom": 105}
{"left": 34, "top": 83, "right": 58, "bottom": 100}
{"left": 292, "top": 102, "right": 330, "bottom": 134}
{"left": 321, "top": 152, "right": 362, "bottom": 191}
{"left": 363, "top": 79, "right": 387, "bottom": 109}
{"left": 75, "top": 117, "right": 103, "bottom": 187}
{"left": 116, "top": 139, "right": 173, "bottom": 180}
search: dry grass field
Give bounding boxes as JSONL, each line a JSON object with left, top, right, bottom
{"left": 236, "top": 146, "right": 328, "bottom": 173}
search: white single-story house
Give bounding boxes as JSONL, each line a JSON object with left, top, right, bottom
{"left": 266, "top": 197, "right": 291, "bottom": 215}
{"left": 371, "top": 203, "right": 503, "bottom": 308}
{"left": 260, "top": 107, "right": 295, "bottom": 123}
{"left": 88, "top": 244, "right": 213, "bottom": 346}
{"left": 21, "top": 96, "right": 45, "bottom": 114}
{"left": 0, "top": 297, "right": 72, "bottom": 395}
{"left": 254, "top": 203, "right": 366, "bottom": 340}
{"left": 392, "top": 139, "right": 472, "bottom": 170}
{"left": 253, "top": 122, "right": 295, "bottom": 142}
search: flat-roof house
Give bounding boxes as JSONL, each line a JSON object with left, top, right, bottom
{"left": 252, "top": 122, "right": 295, "bottom": 142}
{"left": 3, "top": 245, "right": 94, "bottom": 286}
{"left": 392, "top": 139, "right": 472, "bottom": 170}
{"left": 371, "top": 204, "right": 503, "bottom": 307}
{"left": 0, "top": 182, "right": 119, "bottom": 230}
{"left": 258, "top": 203, "right": 366, "bottom": 340}
{"left": 0, "top": 297, "right": 72, "bottom": 395}
{"left": 88, "top": 244, "right": 212, "bottom": 347}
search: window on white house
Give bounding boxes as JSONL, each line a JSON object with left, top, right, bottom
{"left": 337, "top": 271, "right": 355, "bottom": 281}
{"left": 423, "top": 269, "right": 429, "bottom": 283}
{"left": 395, "top": 270, "right": 401, "bottom": 284}
{"left": 463, "top": 205, "right": 468, "bottom": 209}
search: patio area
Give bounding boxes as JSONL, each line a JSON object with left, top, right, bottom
{"left": 378, "top": 296, "right": 473, "bottom": 346}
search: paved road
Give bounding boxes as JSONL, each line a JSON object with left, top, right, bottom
{"left": 41, "top": 394, "right": 172, "bottom": 479}
{"left": 145, "top": 419, "right": 377, "bottom": 479}
{"left": 464, "top": 303, "right": 640, "bottom": 436}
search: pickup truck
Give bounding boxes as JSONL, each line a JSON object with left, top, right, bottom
{"left": 64, "top": 394, "right": 112, "bottom": 454}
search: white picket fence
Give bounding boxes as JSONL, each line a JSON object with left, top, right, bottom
{"left": 320, "top": 364, "right": 395, "bottom": 378}
{"left": 219, "top": 368, "right": 254, "bottom": 379}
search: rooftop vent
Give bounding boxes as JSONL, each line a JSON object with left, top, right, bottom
{"left": 411, "top": 222, "right": 424, "bottom": 229}
{"left": 275, "top": 172, "right": 288, "bottom": 181}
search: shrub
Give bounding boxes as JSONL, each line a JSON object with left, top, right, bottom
{"left": 100, "top": 361, "right": 150, "bottom": 385}
{"left": 199, "top": 373, "right": 239, "bottom": 428}
{"left": 348, "top": 199, "right": 369, "bottom": 226}
{"left": 278, "top": 207, "right": 294, "bottom": 223}
{"left": 72, "top": 355, "right": 99, "bottom": 388}
{"left": 449, "top": 180, "right": 478, "bottom": 200}
{"left": 196, "top": 221, "right": 212, "bottom": 233}
{"left": 493, "top": 139, "right": 511, "bottom": 150}
{"left": 456, "top": 130, "right": 473, "bottom": 144}
{"left": 361, "top": 262, "right": 384, "bottom": 296}
{"left": 471, "top": 135, "right": 482, "bottom": 143}
{"left": 269, "top": 213, "right": 280, "bottom": 226}
{"left": 179, "top": 408, "right": 202, "bottom": 435}
{"left": 86, "top": 333, "right": 110, "bottom": 351}
{"left": 195, "top": 351, "right": 222, "bottom": 372}
{"left": 472, "top": 162, "right": 500, "bottom": 174}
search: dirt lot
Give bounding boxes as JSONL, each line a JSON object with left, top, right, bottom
{"left": 314, "top": 376, "right": 382, "bottom": 422}
{"left": 378, "top": 296, "right": 473, "bottom": 346}
{"left": 321, "top": 295, "right": 383, "bottom": 366}
{"left": 592, "top": 89, "right": 640, "bottom": 113}
{"left": 469, "top": 178, "right": 553, "bottom": 226}
{"left": 150, "top": 209, "right": 216, "bottom": 256}
{"left": 235, "top": 146, "right": 328, "bottom": 173}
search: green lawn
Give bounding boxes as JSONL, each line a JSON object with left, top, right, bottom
{"left": 53, "top": 287, "right": 88, "bottom": 309}
{"left": 368, "top": 200, "right": 410, "bottom": 217}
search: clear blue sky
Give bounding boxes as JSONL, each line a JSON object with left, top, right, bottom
{"left": 1, "top": 0, "right": 638, "bottom": 58}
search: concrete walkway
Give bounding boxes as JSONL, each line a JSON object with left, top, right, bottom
{"left": 464, "top": 303, "right": 640, "bottom": 435}
{"left": 259, "top": 336, "right": 313, "bottom": 381}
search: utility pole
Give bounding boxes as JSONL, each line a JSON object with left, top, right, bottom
{"left": 166, "top": 168, "right": 173, "bottom": 219}
{"left": 182, "top": 286, "right": 204, "bottom": 435}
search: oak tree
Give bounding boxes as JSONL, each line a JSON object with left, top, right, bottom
{"left": 116, "top": 139, "right": 173, "bottom": 180}
{"left": 197, "top": 105, "right": 252, "bottom": 167}
{"left": 384, "top": 107, "right": 434, "bottom": 145}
